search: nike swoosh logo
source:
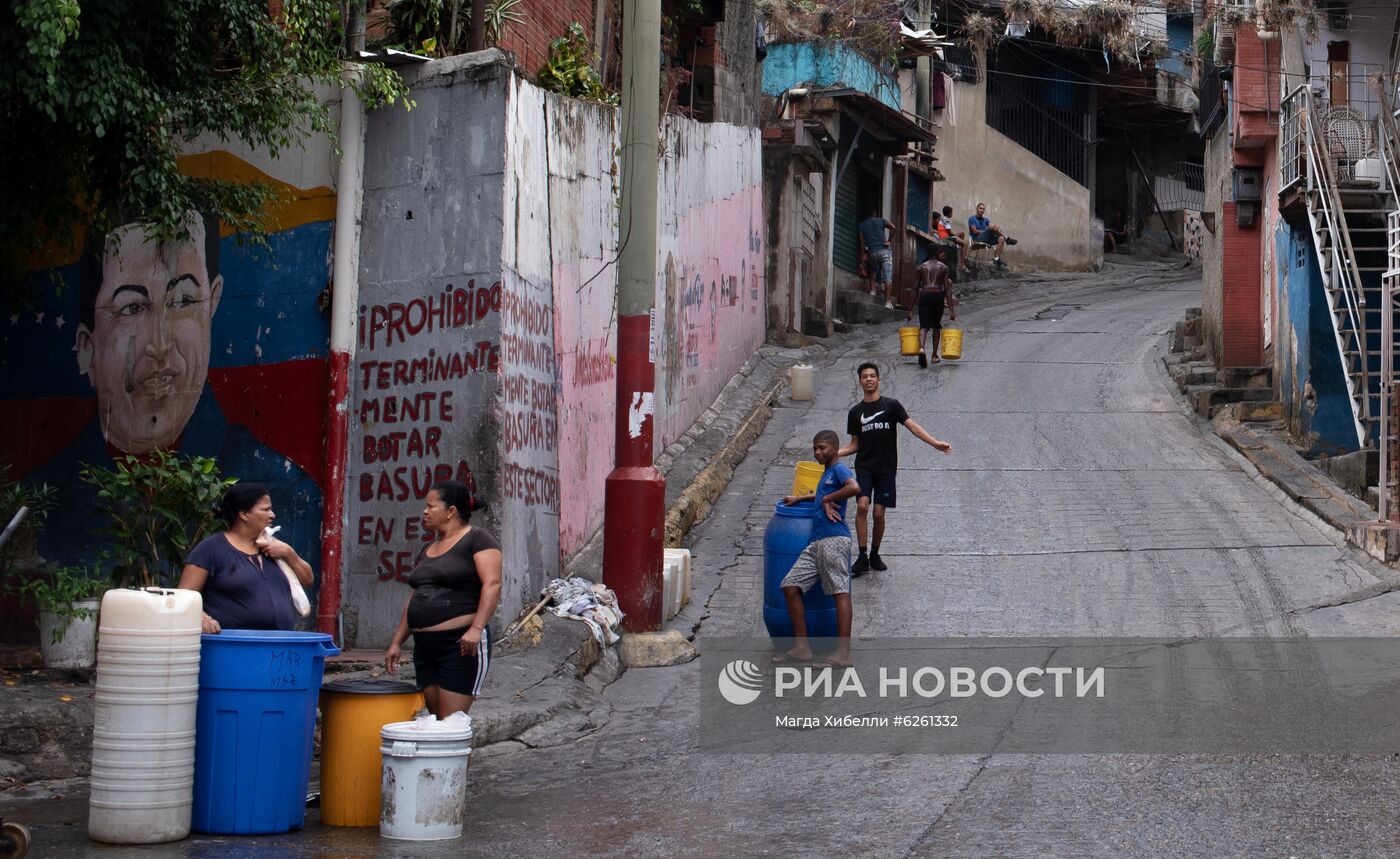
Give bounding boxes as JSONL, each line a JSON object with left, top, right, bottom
{"left": 861, "top": 411, "right": 885, "bottom": 423}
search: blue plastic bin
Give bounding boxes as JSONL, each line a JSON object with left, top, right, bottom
{"left": 192, "top": 630, "right": 340, "bottom": 835}
{"left": 762, "top": 500, "right": 840, "bottom": 639}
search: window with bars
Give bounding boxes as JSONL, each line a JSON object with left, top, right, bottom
{"left": 984, "top": 48, "right": 1093, "bottom": 187}
{"left": 939, "top": 45, "right": 981, "bottom": 84}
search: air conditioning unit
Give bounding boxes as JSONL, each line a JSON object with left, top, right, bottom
{"left": 1328, "top": 9, "right": 1351, "bottom": 29}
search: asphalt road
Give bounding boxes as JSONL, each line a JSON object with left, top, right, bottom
{"left": 11, "top": 260, "right": 1400, "bottom": 857}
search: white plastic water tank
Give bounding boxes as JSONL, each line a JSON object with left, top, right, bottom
{"left": 88, "top": 588, "right": 202, "bottom": 844}
{"left": 790, "top": 364, "right": 814, "bottom": 401}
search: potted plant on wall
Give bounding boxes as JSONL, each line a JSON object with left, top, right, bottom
{"left": 19, "top": 566, "right": 106, "bottom": 669}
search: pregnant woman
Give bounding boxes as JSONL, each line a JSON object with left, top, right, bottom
{"left": 385, "top": 480, "right": 502, "bottom": 717}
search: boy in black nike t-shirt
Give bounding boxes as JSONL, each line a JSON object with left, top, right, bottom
{"left": 840, "top": 362, "right": 954, "bottom": 576}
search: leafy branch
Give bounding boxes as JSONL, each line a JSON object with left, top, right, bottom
{"left": 80, "top": 452, "right": 236, "bottom": 589}
{"left": 0, "top": 0, "right": 412, "bottom": 278}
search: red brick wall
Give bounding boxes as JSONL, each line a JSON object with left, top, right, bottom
{"left": 1221, "top": 202, "right": 1265, "bottom": 367}
{"left": 498, "top": 0, "right": 612, "bottom": 79}
{"left": 1231, "top": 23, "right": 1280, "bottom": 146}
{"left": 363, "top": 0, "right": 617, "bottom": 83}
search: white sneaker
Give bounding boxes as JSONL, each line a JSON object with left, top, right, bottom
{"left": 885, "top": 301, "right": 894, "bottom": 309}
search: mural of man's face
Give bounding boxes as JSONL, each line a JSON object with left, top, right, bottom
{"left": 76, "top": 217, "right": 223, "bottom": 452}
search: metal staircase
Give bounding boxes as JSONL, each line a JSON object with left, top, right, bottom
{"left": 1374, "top": 76, "right": 1400, "bottom": 521}
{"left": 1281, "top": 85, "right": 1389, "bottom": 449}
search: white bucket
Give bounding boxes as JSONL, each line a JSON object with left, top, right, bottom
{"left": 380, "top": 716, "right": 474, "bottom": 841}
{"left": 664, "top": 548, "right": 692, "bottom": 605}
{"left": 789, "top": 364, "right": 814, "bottom": 401}
{"left": 88, "top": 588, "right": 202, "bottom": 845}
{"left": 39, "top": 598, "right": 99, "bottom": 669}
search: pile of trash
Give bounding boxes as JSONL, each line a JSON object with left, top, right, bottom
{"left": 543, "top": 577, "right": 624, "bottom": 645}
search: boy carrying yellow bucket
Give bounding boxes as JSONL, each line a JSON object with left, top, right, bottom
{"left": 908, "top": 251, "right": 956, "bottom": 367}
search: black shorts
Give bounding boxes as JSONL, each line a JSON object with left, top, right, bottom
{"left": 855, "top": 470, "right": 897, "bottom": 508}
{"left": 917, "top": 292, "right": 945, "bottom": 330}
{"left": 412, "top": 626, "right": 492, "bottom": 697}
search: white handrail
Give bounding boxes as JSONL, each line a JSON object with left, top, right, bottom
{"left": 1373, "top": 74, "right": 1400, "bottom": 519}
{"left": 1292, "top": 85, "right": 1373, "bottom": 441}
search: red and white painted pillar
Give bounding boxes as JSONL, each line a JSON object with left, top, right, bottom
{"left": 603, "top": 0, "right": 665, "bottom": 632}
{"left": 319, "top": 72, "right": 366, "bottom": 640}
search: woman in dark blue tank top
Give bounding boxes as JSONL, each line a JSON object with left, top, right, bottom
{"left": 384, "top": 480, "right": 503, "bottom": 718}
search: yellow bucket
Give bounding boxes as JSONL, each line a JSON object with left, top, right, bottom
{"left": 899, "top": 326, "right": 922, "bottom": 356}
{"left": 941, "top": 328, "right": 964, "bottom": 360}
{"left": 792, "top": 461, "right": 824, "bottom": 496}
{"left": 319, "top": 678, "right": 425, "bottom": 827}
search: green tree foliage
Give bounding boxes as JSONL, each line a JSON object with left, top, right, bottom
{"left": 0, "top": 464, "right": 57, "bottom": 581}
{"left": 80, "top": 452, "right": 237, "bottom": 588}
{"left": 0, "top": 0, "right": 411, "bottom": 275}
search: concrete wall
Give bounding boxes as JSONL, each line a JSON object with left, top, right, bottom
{"left": 346, "top": 53, "right": 765, "bottom": 647}
{"left": 347, "top": 55, "right": 510, "bottom": 648}
{"left": 500, "top": 77, "right": 566, "bottom": 618}
{"left": 1200, "top": 126, "right": 1231, "bottom": 364}
{"left": 762, "top": 42, "right": 901, "bottom": 112}
{"left": 935, "top": 71, "right": 1098, "bottom": 271}
{"left": 655, "top": 118, "right": 766, "bottom": 445}
{"left": 708, "top": 6, "right": 764, "bottom": 126}
{"left": 535, "top": 92, "right": 619, "bottom": 562}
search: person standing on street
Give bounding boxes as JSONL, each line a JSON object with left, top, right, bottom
{"left": 909, "top": 251, "right": 956, "bottom": 368}
{"left": 385, "top": 480, "right": 502, "bottom": 718}
{"left": 858, "top": 209, "right": 896, "bottom": 309}
{"left": 841, "top": 363, "right": 954, "bottom": 576}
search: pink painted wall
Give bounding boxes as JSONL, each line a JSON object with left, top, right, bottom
{"left": 550, "top": 115, "right": 766, "bottom": 559}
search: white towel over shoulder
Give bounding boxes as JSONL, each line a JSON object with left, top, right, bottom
{"left": 263, "top": 526, "right": 311, "bottom": 617}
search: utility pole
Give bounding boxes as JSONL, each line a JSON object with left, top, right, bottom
{"left": 319, "top": 0, "right": 369, "bottom": 641}
{"left": 915, "top": 0, "right": 931, "bottom": 118}
{"left": 603, "top": 0, "right": 665, "bottom": 632}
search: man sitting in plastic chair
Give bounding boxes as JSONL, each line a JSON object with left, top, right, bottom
{"left": 967, "top": 202, "right": 1018, "bottom": 270}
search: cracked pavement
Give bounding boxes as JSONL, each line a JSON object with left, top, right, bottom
{"left": 12, "top": 261, "right": 1400, "bottom": 856}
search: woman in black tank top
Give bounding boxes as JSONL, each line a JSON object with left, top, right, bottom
{"left": 384, "top": 480, "right": 502, "bottom": 717}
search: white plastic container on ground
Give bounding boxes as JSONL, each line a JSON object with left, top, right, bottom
{"left": 380, "top": 714, "right": 475, "bottom": 841}
{"left": 660, "top": 557, "right": 676, "bottom": 619}
{"left": 789, "top": 364, "right": 814, "bottom": 400}
{"left": 665, "top": 548, "right": 692, "bottom": 609}
{"left": 87, "top": 588, "right": 202, "bottom": 845}
{"left": 39, "top": 598, "right": 100, "bottom": 669}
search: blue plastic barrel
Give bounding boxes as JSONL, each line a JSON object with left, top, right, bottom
{"left": 192, "top": 630, "right": 340, "bottom": 835}
{"left": 763, "top": 501, "right": 839, "bottom": 639}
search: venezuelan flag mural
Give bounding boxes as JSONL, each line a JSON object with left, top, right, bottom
{"left": 1, "top": 150, "right": 334, "bottom": 593}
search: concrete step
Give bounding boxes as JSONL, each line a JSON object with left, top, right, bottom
{"left": 1168, "top": 363, "right": 1217, "bottom": 392}
{"left": 1232, "top": 400, "right": 1285, "bottom": 422}
{"left": 1191, "top": 386, "right": 1275, "bottom": 417}
{"left": 1218, "top": 366, "right": 1272, "bottom": 389}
